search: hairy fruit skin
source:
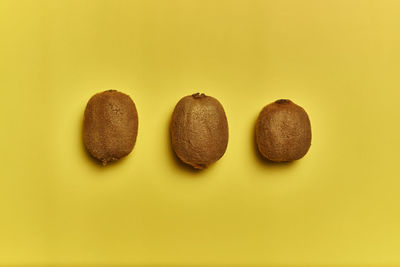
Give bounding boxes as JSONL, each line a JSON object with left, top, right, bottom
{"left": 171, "top": 93, "right": 229, "bottom": 169}
{"left": 256, "top": 99, "right": 311, "bottom": 162}
{"left": 83, "top": 90, "right": 138, "bottom": 165}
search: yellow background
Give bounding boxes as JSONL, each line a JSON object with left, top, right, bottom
{"left": 1, "top": 0, "right": 400, "bottom": 266}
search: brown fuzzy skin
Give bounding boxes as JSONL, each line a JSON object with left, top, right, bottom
{"left": 256, "top": 99, "right": 311, "bottom": 162}
{"left": 83, "top": 90, "right": 138, "bottom": 165}
{"left": 170, "top": 93, "right": 229, "bottom": 169}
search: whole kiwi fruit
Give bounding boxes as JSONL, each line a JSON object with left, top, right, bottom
{"left": 170, "top": 93, "right": 229, "bottom": 169}
{"left": 83, "top": 90, "right": 138, "bottom": 165}
{"left": 255, "top": 99, "right": 311, "bottom": 162}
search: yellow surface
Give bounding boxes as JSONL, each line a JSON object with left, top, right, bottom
{"left": 1, "top": 0, "right": 400, "bottom": 265}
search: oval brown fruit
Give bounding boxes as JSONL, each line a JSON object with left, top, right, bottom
{"left": 170, "top": 93, "right": 229, "bottom": 169}
{"left": 255, "top": 99, "right": 311, "bottom": 162}
{"left": 83, "top": 90, "right": 138, "bottom": 165}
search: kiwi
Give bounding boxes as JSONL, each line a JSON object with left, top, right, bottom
{"left": 83, "top": 90, "right": 138, "bottom": 165}
{"left": 255, "top": 99, "right": 311, "bottom": 162}
{"left": 170, "top": 93, "right": 229, "bottom": 169}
